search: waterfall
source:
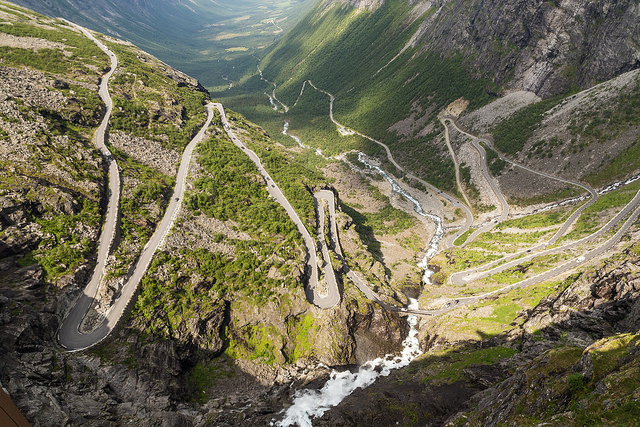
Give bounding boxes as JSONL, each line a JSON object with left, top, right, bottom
{"left": 276, "top": 299, "right": 423, "bottom": 427}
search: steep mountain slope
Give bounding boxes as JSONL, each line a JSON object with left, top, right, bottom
{"left": 3, "top": 1, "right": 640, "bottom": 426}
{"left": 221, "top": 0, "right": 640, "bottom": 199}
{"left": 0, "top": 2, "right": 415, "bottom": 424}
{"left": 268, "top": 0, "right": 640, "bottom": 97}
{"left": 12, "top": 0, "right": 316, "bottom": 88}
{"left": 317, "top": 241, "right": 640, "bottom": 425}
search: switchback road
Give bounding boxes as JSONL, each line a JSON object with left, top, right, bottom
{"left": 443, "top": 116, "right": 601, "bottom": 286}
{"left": 445, "top": 116, "right": 598, "bottom": 244}
{"left": 439, "top": 117, "right": 511, "bottom": 245}
{"left": 58, "top": 24, "right": 215, "bottom": 350}
{"left": 59, "top": 100, "right": 215, "bottom": 350}
{"left": 213, "top": 103, "right": 340, "bottom": 309}
{"left": 303, "top": 81, "right": 473, "bottom": 248}
{"left": 254, "top": 75, "right": 639, "bottom": 316}
{"left": 58, "top": 23, "right": 120, "bottom": 350}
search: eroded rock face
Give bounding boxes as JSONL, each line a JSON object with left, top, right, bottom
{"left": 313, "top": 244, "right": 640, "bottom": 426}
{"left": 325, "top": 0, "right": 640, "bottom": 97}
{"left": 522, "top": 250, "right": 640, "bottom": 343}
{"left": 349, "top": 301, "right": 409, "bottom": 363}
{"left": 431, "top": 0, "right": 640, "bottom": 96}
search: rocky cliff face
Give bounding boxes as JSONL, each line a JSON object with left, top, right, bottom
{"left": 322, "top": 0, "right": 640, "bottom": 97}
{"left": 420, "top": 0, "right": 640, "bottom": 97}
{"left": 4, "top": 1, "right": 640, "bottom": 425}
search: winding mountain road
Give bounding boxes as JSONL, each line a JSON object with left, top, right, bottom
{"left": 443, "top": 116, "right": 602, "bottom": 286}
{"left": 58, "top": 22, "right": 216, "bottom": 351}
{"left": 315, "top": 168, "right": 640, "bottom": 316}
{"left": 452, "top": 192, "right": 640, "bottom": 306}
{"left": 302, "top": 81, "right": 474, "bottom": 248}
{"left": 237, "top": 69, "right": 639, "bottom": 317}
{"left": 276, "top": 82, "right": 640, "bottom": 316}
{"left": 59, "top": 101, "right": 216, "bottom": 351}
{"left": 445, "top": 116, "right": 598, "bottom": 241}
{"left": 314, "top": 190, "right": 342, "bottom": 303}
{"left": 213, "top": 103, "right": 340, "bottom": 309}
{"left": 451, "top": 185, "right": 640, "bottom": 286}
{"left": 315, "top": 189, "right": 462, "bottom": 316}
{"left": 57, "top": 23, "right": 121, "bottom": 350}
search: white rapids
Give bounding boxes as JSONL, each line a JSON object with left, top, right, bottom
{"left": 276, "top": 299, "right": 423, "bottom": 427}
{"left": 530, "top": 173, "right": 640, "bottom": 215}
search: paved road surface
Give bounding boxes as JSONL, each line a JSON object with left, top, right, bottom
{"left": 384, "top": 188, "right": 640, "bottom": 316}
{"left": 58, "top": 27, "right": 216, "bottom": 350}
{"left": 446, "top": 116, "right": 598, "bottom": 242}
{"left": 316, "top": 189, "right": 462, "bottom": 316}
{"left": 440, "top": 115, "right": 512, "bottom": 246}
{"left": 213, "top": 103, "right": 340, "bottom": 309}
{"left": 314, "top": 190, "right": 342, "bottom": 305}
{"left": 312, "top": 111, "right": 640, "bottom": 316}
{"left": 451, "top": 185, "right": 640, "bottom": 286}
{"left": 453, "top": 192, "right": 640, "bottom": 306}
{"left": 59, "top": 102, "right": 215, "bottom": 350}
{"left": 442, "top": 116, "right": 602, "bottom": 286}
{"left": 57, "top": 23, "right": 120, "bottom": 350}
{"left": 259, "top": 79, "right": 638, "bottom": 316}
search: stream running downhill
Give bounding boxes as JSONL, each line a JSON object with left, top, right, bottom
{"left": 281, "top": 122, "right": 445, "bottom": 283}
{"left": 274, "top": 121, "right": 447, "bottom": 424}
{"left": 356, "top": 153, "right": 444, "bottom": 282}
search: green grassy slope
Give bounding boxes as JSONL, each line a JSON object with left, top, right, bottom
{"left": 218, "top": 0, "right": 495, "bottom": 193}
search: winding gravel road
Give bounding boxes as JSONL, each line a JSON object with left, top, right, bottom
{"left": 213, "top": 103, "right": 340, "bottom": 309}
{"left": 58, "top": 23, "right": 216, "bottom": 350}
